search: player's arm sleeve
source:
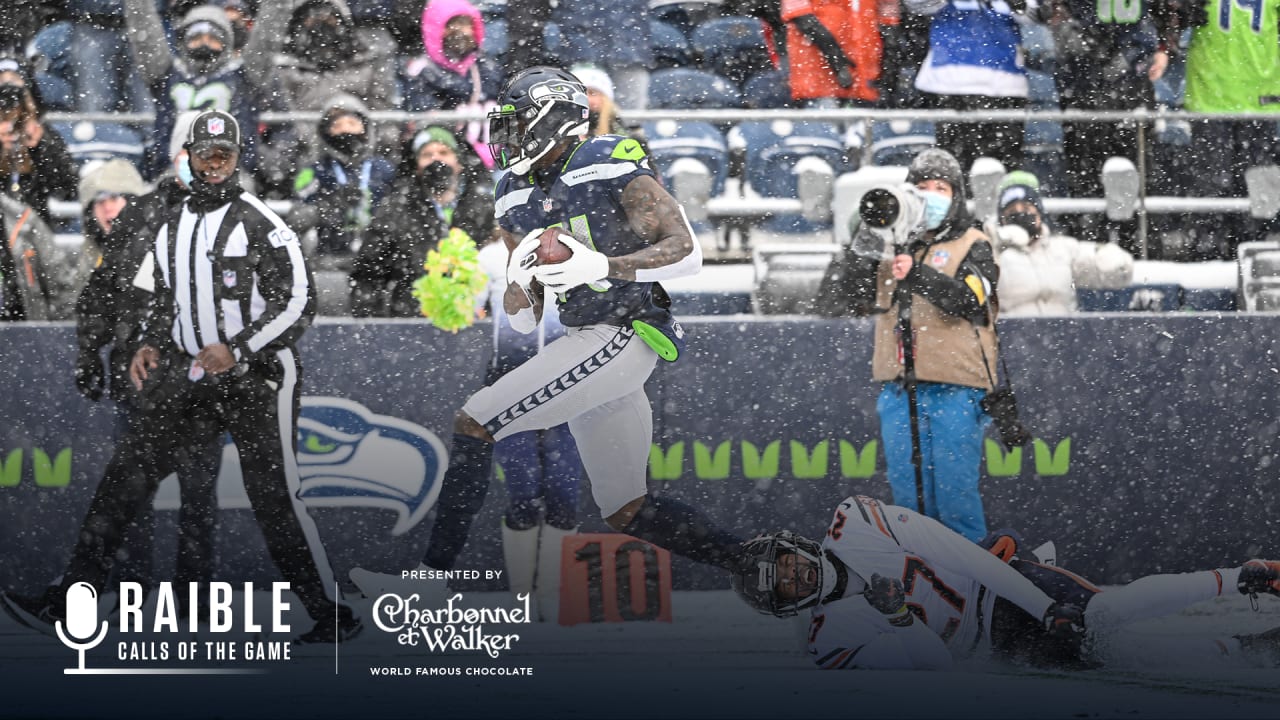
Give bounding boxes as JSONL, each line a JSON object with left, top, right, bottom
{"left": 909, "top": 239, "right": 998, "bottom": 324}
{"left": 229, "top": 219, "right": 315, "bottom": 362}
{"left": 809, "top": 607, "right": 954, "bottom": 670}
{"left": 616, "top": 173, "right": 703, "bottom": 282}
{"left": 893, "top": 509, "right": 1055, "bottom": 621}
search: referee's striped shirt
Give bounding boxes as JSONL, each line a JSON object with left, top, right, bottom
{"left": 145, "top": 191, "right": 315, "bottom": 362}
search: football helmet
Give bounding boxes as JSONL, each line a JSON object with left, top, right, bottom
{"left": 487, "top": 66, "right": 589, "bottom": 175}
{"left": 731, "top": 531, "right": 826, "bottom": 618}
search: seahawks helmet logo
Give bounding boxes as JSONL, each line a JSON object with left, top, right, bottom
{"left": 295, "top": 397, "right": 447, "bottom": 536}
{"left": 528, "top": 79, "right": 588, "bottom": 109}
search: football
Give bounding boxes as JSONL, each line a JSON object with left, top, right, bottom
{"left": 535, "top": 228, "right": 574, "bottom": 265}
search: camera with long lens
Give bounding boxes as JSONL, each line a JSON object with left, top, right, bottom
{"left": 852, "top": 184, "right": 926, "bottom": 259}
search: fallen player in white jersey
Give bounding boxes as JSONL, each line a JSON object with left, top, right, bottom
{"left": 732, "top": 495, "right": 1280, "bottom": 670}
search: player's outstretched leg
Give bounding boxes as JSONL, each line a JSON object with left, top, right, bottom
{"left": 1238, "top": 559, "right": 1280, "bottom": 599}
{"left": 613, "top": 495, "right": 745, "bottom": 570}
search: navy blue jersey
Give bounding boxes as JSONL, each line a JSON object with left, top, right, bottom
{"left": 150, "top": 60, "right": 279, "bottom": 177}
{"left": 494, "top": 135, "right": 673, "bottom": 329}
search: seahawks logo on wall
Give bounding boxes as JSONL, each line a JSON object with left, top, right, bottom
{"left": 295, "top": 397, "right": 447, "bottom": 536}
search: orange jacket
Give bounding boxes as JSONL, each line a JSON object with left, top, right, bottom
{"left": 782, "top": 0, "right": 886, "bottom": 102}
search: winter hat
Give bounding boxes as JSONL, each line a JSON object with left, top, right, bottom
{"left": 179, "top": 5, "right": 233, "bottom": 45}
{"left": 412, "top": 126, "right": 458, "bottom": 153}
{"left": 997, "top": 170, "right": 1044, "bottom": 216}
{"left": 79, "top": 159, "right": 146, "bottom": 211}
{"left": 186, "top": 108, "right": 241, "bottom": 153}
{"left": 906, "top": 147, "right": 965, "bottom": 199}
{"left": 169, "top": 110, "right": 202, "bottom": 162}
{"left": 571, "top": 65, "right": 614, "bottom": 101}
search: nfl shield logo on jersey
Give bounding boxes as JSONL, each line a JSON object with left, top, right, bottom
{"left": 542, "top": 198, "right": 553, "bottom": 212}
{"left": 222, "top": 269, "right": 236, "bottom": 287}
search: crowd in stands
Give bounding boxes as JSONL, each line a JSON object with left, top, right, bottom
{"left": 0, "top": 0, "right": 1276, "bottom": 321}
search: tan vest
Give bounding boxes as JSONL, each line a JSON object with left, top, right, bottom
{"left": 871, "top": 228, "right": 998, "bottom": 390}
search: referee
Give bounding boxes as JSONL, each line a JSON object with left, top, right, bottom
{"left": 0, "top": 110, "right": 360, "bottom": 644}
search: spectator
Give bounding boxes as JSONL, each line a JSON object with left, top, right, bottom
{"left": 906, "top": 0, "right": 1029, "bottom": 172}
{"left": 243, "top": 0, "right": 398, "bottom": 131}
{"left": 349, "top": 126, "right": 495, "bottom": 316}
{"left": 0, "top": 192, "right": 63, "bottom": 321}
{"left": 291, "top": 94, "right": 397, "bottom": 257}
{"left": 37, "top": 1, "right": 150, "bottom": 113}
{"left": 403, "top": 0, "right": 504, "bottom": 166}
{"left": 570, "top": 65, "right": 632, "bottom": 138}
{"left": 74, "top": 155, "right": 221, "bottom": 612}
{"left": 0, "top": 61, "right": 78, "bottom": 226}
{"left": 1182, "top": 0, "right": 1280, "bottom": 260}
{"left": 781, "top": 0, "right": 884, "bottom": 108}
{"left": 476, "top": 239, "right": 584, "bottom": 621}
{"left": 503, "top": 0, "right": 555, "bottom": 69}
{"left": 1037, "top": 0, "right": 1175, "bottom": 248}
{"left": 122, "top": 0, "right": 293, "bottom": 185}
{"left": 822, "top": 148, "right": 1001, "bottom": 541}
{"left": 987, "top": 170, "right": 1133, "bottom": 316}
{"left": 552, "top": 0, "right": 652, "bottom": 110}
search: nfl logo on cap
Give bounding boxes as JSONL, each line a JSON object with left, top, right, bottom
{"left": 208, "top": 117, "right": 225, "bottom": 136}
{"left": 188, "top": 109, "right": 241, "bottom": 151}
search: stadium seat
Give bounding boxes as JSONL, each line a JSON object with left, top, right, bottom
{"left": 50, "top": 121, "right": 146, "bottom": 174}
{"left": 733, "top": 120, "right": 848, "bottom": 233}
{"left": 643, "top": 120, "right": 729, "bottom": 196}
{"left": 1076, "top": 284, "right": 1184, "bottom": 312}
{"left": 1024, "top": 70, "right": 1065, "bottom": 196}
{"left": 690, "top": 16, "right": 773, "bottom": 86}
{"left": 650, "top": 20, "right": 693, "bottom": 70}
{"left": 868, "top": 120, "right": 936, "bottom": 168}
{"left": 648, "top": 68, "right": 744, "bottom": 110}
{"left": 650, "top": 0, "right": 724, "bottom": 40}
{"left": 742, "top": 68, "right": 791, "bottom": 109}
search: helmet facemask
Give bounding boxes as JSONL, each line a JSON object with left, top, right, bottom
{"left": 488, "top": 72, "right": 589, "bottom": 175}
{"left": 731, "top": 532, "right": 826, "bottom": 618}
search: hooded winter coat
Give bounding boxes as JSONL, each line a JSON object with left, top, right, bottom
{"left": 0, "top": 194, "right": 70, "bottom": 320}
{"left": 402, "top": 0, "right": 502, "bottom": 111}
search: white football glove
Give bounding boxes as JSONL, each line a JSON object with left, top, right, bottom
{"left": 531, "top": 235, "right": 609, "bottom": 294}
{"left": 506, "top": 229, "right": 543, "bottom": 290}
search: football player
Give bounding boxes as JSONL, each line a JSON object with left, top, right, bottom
{"left": 733, "top": 495, "right": 1280, "bottom": 670}
{"left": 352, "top": 66, "right": 744, "bottom": 600}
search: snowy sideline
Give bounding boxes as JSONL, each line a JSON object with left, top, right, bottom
{"left": 2, "top": 588, "right": 1277, "bottom": 720}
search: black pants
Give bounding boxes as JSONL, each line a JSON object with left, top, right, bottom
{"left": 990, "top": 559, "right": 1101, "bottom": 670}
{"left": 109, "top": 403, "right": 222, "bottom": 595}
{"left": 57, "top": 347, "right": 338, "bottom": 622}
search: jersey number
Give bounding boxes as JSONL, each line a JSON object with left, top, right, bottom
{"left": 574, "top": 540, "right": 663, "bottom": 621}
{"left": 1096, "top": 0, "right": 1141, "bottom": 23}
{"left": 170, "top": 81, "right": 234, "bottom": 113}
{"left": 901, "top": 556, "right": 964, "bottom": 642}
{"left": 1218, "top": 0, "right": 1265, "bottom": 33}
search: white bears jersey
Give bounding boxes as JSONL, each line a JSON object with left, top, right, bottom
{"left": 808, "top": 496, "right": 1057, "bottom": 670}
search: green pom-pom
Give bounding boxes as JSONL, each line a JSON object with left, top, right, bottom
{"left": 411, "top": 228, "right": 488, "bottom": 332}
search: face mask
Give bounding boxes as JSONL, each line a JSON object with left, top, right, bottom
{"left": 1002, "top": 211, "right": 1041, "bottom": 240}
{"left": 302, "top": 25, "right": 345, "bottom": 67}
{"left": 921, "top": 191, "right": 951, "bottom": 230}
{"left": 325, "top": 132, "right": 366, "bottom": 159}
{"left": 184, "top": 44, "right": 222, "bottom": 72}
{"left": 418, "top": 160, "right": 454, "bottom": 195}
{"left": 177, "top": 155, "right": 194, "bottom": 187}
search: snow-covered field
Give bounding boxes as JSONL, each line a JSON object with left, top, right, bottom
{"left": 2, "top": 589, "right": 1277, "bottom": 720}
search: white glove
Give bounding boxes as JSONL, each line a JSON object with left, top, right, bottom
{"left": 506, "top": 229, "right": 542, "bottom": 290}
{"left": 997, "top": 224, "right": 1032, "bottom": 250}
{"left": 531, "top": 235, "right": 609, "bottom": 294}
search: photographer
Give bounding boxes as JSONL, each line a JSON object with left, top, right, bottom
{"left": 819, "top": 148, "right": 1002, "bottom": 542}
{"left": 0, "top": 58, "right": 77, "bottom": 226}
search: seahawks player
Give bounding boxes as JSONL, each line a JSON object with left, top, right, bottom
{"left": 351, "top": 66, "right": 744, "bottom": 599}
{"left": 734, "top": 495, "right": 1280, "bottom": 670}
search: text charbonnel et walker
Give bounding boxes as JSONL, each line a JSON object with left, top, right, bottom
{"left": 370, "top": 569, "right": 533, "bottom": 662}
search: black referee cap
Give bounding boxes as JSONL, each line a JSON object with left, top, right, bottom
{"left": 187, "top": 109, "right": 241, "bottom": 153}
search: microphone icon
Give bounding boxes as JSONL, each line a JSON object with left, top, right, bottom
{"left": 56, "top": 582, "right": 109, "bottom": 672}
